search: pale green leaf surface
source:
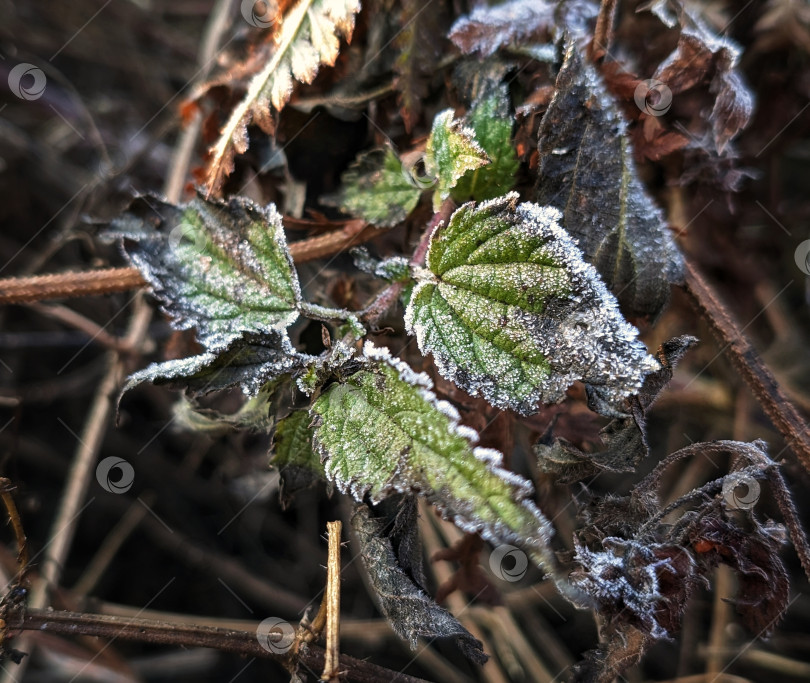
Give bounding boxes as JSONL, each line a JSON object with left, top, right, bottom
{"left": 334, "top": 147, "right": 421, "bottom": 227}
{"left": 272, "top": 409, "right": 324, "bottom": 476}
{"left": 106, "top": 194, "right": 300, "bottom": 352}
{"left": 311, "top": 342, "right": 556, "bottom": 565}
{"left": 425, "top": 110, "right": 489, "bottom": 210}
{"left": 404, "top": 193, "right": 658, "bottom": 415}
{"left": 453, "top": 88, "right": 518, "bottom": 201}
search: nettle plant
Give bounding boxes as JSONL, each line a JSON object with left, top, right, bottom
{"left": 103, "top": 0, "right": 810, "bottom": 679}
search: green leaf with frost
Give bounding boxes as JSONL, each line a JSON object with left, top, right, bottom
{"left": 335, "top": 147, "right": 422, "bottom": 227}
{"left": 425, "top": 110, "right": 489, "bottom": 210}
{"left": 404, "top": 193, "right": 658, "bottom": 415}
{"left": 311, "top": 342, "right": 558, "bottom": 571}
{"left": 453, "top": 88, "right": 518, "bottom": 201}
{"left": 106, "top": 194, "right": 300, "bottom": 352}
{"left": 122, "top": 332, "right": 305, "bottom": 398}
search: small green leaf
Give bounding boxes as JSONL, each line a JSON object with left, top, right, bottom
{"left": 404, "top": 193, "right": 658, "bottom": 415}
{"left": 107, "top": 193, "right": 300, "bottom": 352}
{"left": 425, "top": 110, "right": 489, "bottom": 210}
{"left": 453, "top": 88, "right": 519, "bottom": 201}
{"left": 334, "top": 147, "right": 422, "bottom": 227}
{"left": 272, "top": 409, "right": 326, "bottom": 506}
{"left": 311, "top": 342, "right": 557, "bottom": 568}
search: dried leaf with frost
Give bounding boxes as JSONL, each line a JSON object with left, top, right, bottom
{"left": 123, "top": 332, "right": 306, "bottom": 398}
{"left": 205, "top": 0, "right": 361, "bottom": 194}
{"left": 534, "top": 42, "right": 684, "bottom": 321}
{"left": 106, "top": 194, "right": 300, "bottom": 353}
{"left": 352, "top": 503, "right": 487, "bottom": 663}
{"left": 449, "top": 0, "right": 558, "bottom": 57}
{"left": 536, "top": 336, "right": 697, "bottom": 482}
{"left": 405, "top": 193, "right": 658, "bottom": 416}
{"left": 311, "top": 341, "right": 560, "bottom": 574}
{"left": 647, "top": 0, "right": 754, "bottom": 153}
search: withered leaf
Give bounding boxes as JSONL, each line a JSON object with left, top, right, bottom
{"left": 123, "top": 332, "right": 304, "bottom": 398}
{"left": 649, "top": 0, "right": 754, "bottom": 153}
{"left": 535, "top": 336, "right": 697, "bottom": 482}
{"left": 449, "top": 0, "right": 557, "bottom": 57}
{"left": 534, "top": 41, "right": 684, "bottom": 321}
{"left": 351, "top": 503, "right": 487, "bottom": 663}
{"left": 204, "top": 0, "right": 361, "bottom": 195}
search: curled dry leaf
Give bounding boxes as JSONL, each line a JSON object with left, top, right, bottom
{"left": 204, "top": 0, "right": 361, "bottom": 195}
{"left": 352, "top": 503, "right": 487, "bottom": 663}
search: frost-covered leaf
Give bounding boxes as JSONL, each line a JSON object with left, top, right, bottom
{"left": 205, "top": 0, "right": 361, "bottom": 194}
{"left": 452, "top": 85, "right": 518, "bottom": 202}
{"left": 425, "top": 110, "right": 489, "bottom": 211}
{"left": 534, "top": 42, "right": 684, "bottom": 321}
{"left": 333, "top": 146, "right": 421, "bottom": 227}
{"left": 535, "top": 336, "right": 697, "bottom": 482}
{"left": 311, "top": 342, "right": 559, "bottom": 572}
{"left": 271, "top": 409, "right": 325, "bottom": 506}
{"left": 123, "top": 332, "right": 304, "bottom": 398}
{"left": 107, "top": 194, "right": 300, "bottom": 352}
{"left": 394, "top": 0, "right": 450, "bottom": 132}
{"left": 404, "top": 193, "right": 658, "bottom": 416}
{"left": 449, "top": 0, "right": 558, "bottom": 57}
{"left": 352, "top": 503, "right": 487, "bottom": 663}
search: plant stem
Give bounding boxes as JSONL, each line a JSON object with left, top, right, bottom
{"left": 0, "top": 222, "right": 384, "bottom": 306}
{"left": 2, "top": 608, "right": 430, "bottom": 683}
{"left": 681, "top": 259, "right": 810, "bottom": 473}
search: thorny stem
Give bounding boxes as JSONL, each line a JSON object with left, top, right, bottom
{"left": 1, "top": 608, "right": 429, "bottom": 683}
{"left": 0, "top": 222, "right": 384, "bottom": 306}
{"left": 681, "top": 259, "right": 810, "bottom": 474}
{"left": 0, "top": 479, "right": 28, "bottom": 585}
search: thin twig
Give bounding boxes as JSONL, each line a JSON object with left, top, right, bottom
{"left": 0, "top": 479, "right": 28, "bottom": 584}
{"left": 681, "top": 258, "right": 810, "bottom": 473}
{"left": 3, "top": 608, "right": 430, "bottom": 683}
{"left": 322, "top": 520, "right": 342, "bottom": 682}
